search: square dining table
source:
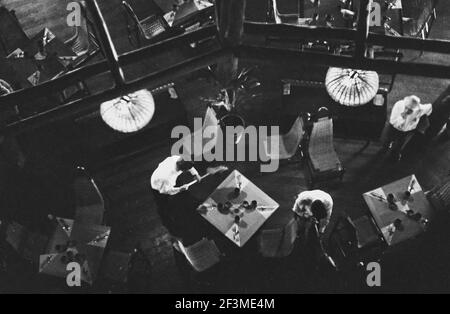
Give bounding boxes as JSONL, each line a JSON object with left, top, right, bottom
{"left": 197, "top": 170, "right": 280, "bottom": 247}
{"left": 363, "top": 174, "right": 435, "bottom": 246}
{"left": 39, "top": 217, "right": 111, "bottom": 285}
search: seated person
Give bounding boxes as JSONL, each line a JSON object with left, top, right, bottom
{"left": 381, "top": 95, "right": 432, "bottom": 159}
{"left": 150, "top": 155, "right": 203, "bottom": 242}
{"left": 293, "top": 189, "right": 333, "bottom": 234}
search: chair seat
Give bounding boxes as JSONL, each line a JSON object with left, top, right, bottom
{"left": 353, "top": 216, "right": 381, "bottom": 249}
{"left": 258, "top": 218, "right": 298, "bottom": 258}
{"left": 308, "top": 118, "right": 343, "bottom": 172}
{"left": 178, "top": 238, "right": 221, "bottom": 272}
{"left": 140, "top": 16, "right": 167, "bottom": 39}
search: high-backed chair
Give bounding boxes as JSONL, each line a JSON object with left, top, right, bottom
{"left": 176, "top": 238, "right": 221, "bottom": 273}
{"left": 73, "top": 166, "right": 105, "bottom": 225}
{"left": 306, "top": 108, "right": 344, "bottom": 188}
{"left": 181, "top": 107, "right": 219, "bottom": 161}
{"left": 427, "top": 178, "right": 450, "bottom": 213}
{"left": 0, "top": 7, "right": 29, "bottom": 57}
{"left": 122, "top": 0, "right": 171, "bottom": 48}
{"left": 64, "top": 1, "right": 101, "bottom": 69}
{"left": 263, "top": 116, "right": 305, "bottom": 161}
{"left": 328, "top": 214, "right": 384, "bottom": 271}
{"left": 4, "top": 221, "right": 49, "bottom": 265}
{"left": 257, "top": 217, "right": 298, "bottom": 258}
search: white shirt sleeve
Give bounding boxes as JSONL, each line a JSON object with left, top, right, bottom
{"left": 420, "top": 103, "right": 433, "bottom": 116}
{"left": 390, "top": 100, "right": 406, "bottom": 130}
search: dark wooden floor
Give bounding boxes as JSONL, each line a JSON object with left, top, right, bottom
{"left": 0, "top": 0, "right": 449, "bottom": 293}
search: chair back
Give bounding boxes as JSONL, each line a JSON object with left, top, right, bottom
{"left": 258, "top": 217, "right": 298, "bottom": 258}
{"left": 181, "top": 107, "right": 219, "bottom": 160}
{"left": 65, "top": 1, "right": 100, "bottom": 68}
{"left": 427, "top": 178, "right": 450, "bottom": 213}
{"left": 328, "top": 214, "right": 383, "bottom": 270}
{"left": 73, "top": 167, "right": 105, "bottom": 225}
{"left": 5, "top": 221, "right": 48, "bottom": 263}
{"left": 178, "top": 238, "right": 221, "bottom": 272}
{"left": 263, "top": 116, "right": 304, "bottom": 160}
{"left": 122, "top": 0, "right": 169, "bottom": 43}
{"left": 0, "top": 7, "right": 29, "bottom": 56}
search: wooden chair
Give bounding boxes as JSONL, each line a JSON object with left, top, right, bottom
{"left": 181, "top": 107, "right": 219, "bottom": 160}
{"left": 305, "top": 108, "right": 345, "bottom": 188}
{"left": 64, "top": 1, "right": 101, "bottom": 69}
{"left": 263, "top": 115, "right": 305, "bottom": 161}
{"left": 73, "top": 166, "right": 105, "bottom": 225}
{"left": 257, "top": 217, "right": 298, "bottom": 258}
{"left": 176, "top": 238, "right": 221, "bottom": 273}
{"left": 122, "top": 0, "right": 171, "bottom": 48}
{"left": 328, "top": 214, "right": 384, "bottom": 271}
{"left": 0, "top": 7, "right": 29, "bottom": 57}
{"left": 427, "top": 178, "right": 450, "bottom": 213}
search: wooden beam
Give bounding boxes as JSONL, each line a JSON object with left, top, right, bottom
{"left": 238, "top": 45, "right": 450, "bottom": 78}
{"left": 355, "top": 0, "right": 371, "bottom": 59}
{"left": 0, "top": 26, "right": 217, "bottom": 108}
{"left": 85, "top": 0, "right": 125, "bottom": 86}
{"left": 214, "top": 0, "right": 246, "bottom": 86}
{"left": 4, "top": 49, "right": 232, "bottom": 134}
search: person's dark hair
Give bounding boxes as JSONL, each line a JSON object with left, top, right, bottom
{"left": 176, "top": 158, "right": 194, "bottom": 172}
{"left": 311, "top": 200, "right": 327, "bottom": 221}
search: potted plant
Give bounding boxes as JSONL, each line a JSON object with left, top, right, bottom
{"left": 205, "top": 67, "right": 262, "bottom": 132}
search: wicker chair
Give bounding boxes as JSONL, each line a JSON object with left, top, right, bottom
{"left": 64, "top": 1, "right": 101, "bottom": 69}
{"left": 263, "top": 115, "right": 305, "bottom": 161}
{"left": 257, "top": 217, "right": 298, "bottom": 258}
{"left": 176, "top": 238, "right": 221, "bottom": 273}
{"left": 305, "top": 108, "right": 345, "bottom": 188}
{"left": 122, "top": 0, "right": 170, "bottom": 48}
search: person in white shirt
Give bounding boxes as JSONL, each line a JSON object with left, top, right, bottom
{"left": 381, "top": 95, "right": 433, "bottom": 160}
{"left": 151, "top": 155, "right": 201, "bottom": 196}
{"left": 151, "top": 155, "right": 202, "bottom": 238}
{"left": 389, "top": 95, "right": 432, "bottom": 132}
{"left": 293, "top": 190, "right": 333, "bottom": 234}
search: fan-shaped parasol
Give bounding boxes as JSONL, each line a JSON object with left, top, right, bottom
{"left": 325, "top": 67, "right": 379, "bottom": 107}
{"left": 100, "top": 89, "right": 155, "bottom": 133}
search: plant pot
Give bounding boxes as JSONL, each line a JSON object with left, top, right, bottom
{"left": 220, "top": 113, "right": 245, "bottom": 144}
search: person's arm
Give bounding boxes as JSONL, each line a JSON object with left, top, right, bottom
{"left": 155, "top": 179, "right": 186, "bottom": 195}
{"left": 420, "top": 103, "right": 433, "bottom": 116}
{"left": 390, "top": 101, "right": 406, "bottom": 130}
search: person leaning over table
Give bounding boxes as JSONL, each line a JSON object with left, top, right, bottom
{"left": 150, "top": 155, "right": 202, "bottom": 241}
{"left": 292, "top": 189, "right": 333, "bottom": 235}
{"left": 381, "top": 95, "right": 433, "bottom": 160}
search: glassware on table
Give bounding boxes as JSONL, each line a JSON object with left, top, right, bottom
{"left": 387, "top": 193, "right": 398, "bottom": 210}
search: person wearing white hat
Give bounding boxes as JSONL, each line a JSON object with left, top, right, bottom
{"left": 381, "top": 95, "right": 432, "bottom": 160}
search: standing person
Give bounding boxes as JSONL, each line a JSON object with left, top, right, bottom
{"left": 292, "top": 189, "right": 333, "bottom": 235}
{"left": 381, "top": 95, "right": 433, "bottom": 160}
{"left": 150, "top": 155, "right": 202, "bottom": 239}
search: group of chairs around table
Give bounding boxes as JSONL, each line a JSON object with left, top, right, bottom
{"left": 0, "top": 166, "right": 151, "bottom": 293}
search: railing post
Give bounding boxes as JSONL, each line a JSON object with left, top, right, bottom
{"left": 215, "top": 0, "right": 247, "bottom": 86}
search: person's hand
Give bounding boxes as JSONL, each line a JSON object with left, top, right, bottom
{"left": 179, "top": 184, "right": 189, "bottom": 192}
